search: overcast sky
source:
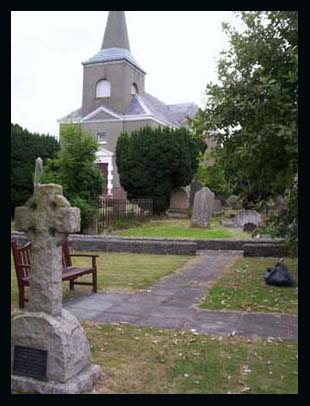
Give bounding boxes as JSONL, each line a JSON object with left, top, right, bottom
{"left": 11, "top": 11, "right": 243, "bottom": 137}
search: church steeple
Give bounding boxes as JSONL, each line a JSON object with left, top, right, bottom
{"left": 82, "top": 10, "right": 145, "bottom": 116}
{"left": 101, "top": 11, "right": 130, "bottom": 51}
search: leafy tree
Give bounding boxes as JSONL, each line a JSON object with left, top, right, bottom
{"left": 189, "top": 11, "right": 298, "bottom": 249}
{"left": 42, "top": 124, "right": 103, "bottom": 230}
{"left": 189, "top": 11, "right": 297, "bottom": 205}
{"left": 195, "top": 159, "right": 231, "bottom": 199}
{"left": 11, "top": 123, "right": 60, "bottom": 215}
{"left": 116, "top": 126, "right": 205, "bottom": 213}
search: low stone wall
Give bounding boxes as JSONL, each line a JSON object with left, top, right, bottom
{"left": 11, "top": 231, "right": 288, "bottom": 257}
{"left": 11, "top": 232, "right": 197, "bottom": 256}
{"left": 69, "top": 235, "right": 197, "bottom": 255}
{"left": 243, "top": 243, "right": 290, "bottom": 258}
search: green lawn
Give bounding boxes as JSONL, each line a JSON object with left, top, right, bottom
{"left": 200, "top": 257, "right": 298, "bottom": 314}
{"left": 110, "top": 218, "right": 252, "bottom": 240}
{"left": 84, "top": 322, "right": 298, "bottom": 394}
{"left": 11, "top": 252, "right": 191, "bottom": 308}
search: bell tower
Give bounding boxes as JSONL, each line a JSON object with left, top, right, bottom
{"left": 81, "top": 11, "right": 146, "bottom": 117}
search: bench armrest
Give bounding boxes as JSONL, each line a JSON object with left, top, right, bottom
{"left": 69, "top": 254, "right": 98, "bottom": 268}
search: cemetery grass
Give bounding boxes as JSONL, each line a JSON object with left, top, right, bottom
{"left": 11, "top": 252, "right": 191, "bottom": 308}
{"left": 110, "top": 218, "right": 251, "bottom": 239}
{"left": 200, "top": 257, "right": 298, "bottom": 314}
{"left": 84, "top": 322, "right": 298, "bottom": 394}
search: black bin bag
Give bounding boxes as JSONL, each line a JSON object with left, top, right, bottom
{"left": 264, "top": 262, "right": 295, "bottom": 287}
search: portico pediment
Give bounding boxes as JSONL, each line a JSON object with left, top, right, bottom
{"left": 81, "top": 106, "right": 122, "bottom": 122}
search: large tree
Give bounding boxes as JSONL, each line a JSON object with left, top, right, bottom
{"left": 190, "top": 11, "right": 298, "bottom": 205}
{"left": 116, "top": 126, "right": 205, "bottom": 213}
{"left": 42, "top": 124, "right": 103, "bottom": 230}
{"left": 11, "top": 123, "right": 60, "bottom": 215}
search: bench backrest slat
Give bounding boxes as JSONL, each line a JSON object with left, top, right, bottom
{"left": 11, "top": 240, "right": 32, "bottom": 282}
{"left": 62, "top": 239, "right": 72, "bottom": 267}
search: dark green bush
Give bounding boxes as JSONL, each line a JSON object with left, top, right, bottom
{"left": 116, "top": 126, "right": 205, "bottom": 214}
{"left": 11, "top": 123, "right": 60, "bottom": 215}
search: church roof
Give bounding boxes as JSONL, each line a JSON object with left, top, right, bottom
{"left": 82, "top": 47, "right": 145, "bottom": 74}
{"left": 126, "top": 93, "right": 198, "bottom": 127}
{"left": 167, "top": 102, "right": 199, "bottom": 125}
{"left": 59, "top": 94, "right": 198, "bottom": 127}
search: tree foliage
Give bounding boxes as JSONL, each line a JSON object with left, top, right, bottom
{"left": 116, "top": 126, "right": 206, "bottom": 213}
{"left": 195, "top": 159, "right": 231, "bottom": 199}
{"left": 189, "top": 11, "right": 297, "bottom": 250}
{"left": 189, "top": 11, "right": 298, "bottom": 205}
{"left": 11, "top": 123, "right": 60, "bottom": 215}
{"left": 42, "top": 124, "right": 103, "bottom": 230}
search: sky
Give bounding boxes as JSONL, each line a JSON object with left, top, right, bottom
{"left": 11, "top": 11, "right": 243, "bottom": 137}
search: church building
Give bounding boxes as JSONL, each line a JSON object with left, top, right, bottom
{"left": 59, "top": 11, "right": 198, "bottom": 198}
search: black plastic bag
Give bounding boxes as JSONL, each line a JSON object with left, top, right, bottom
{"left": 264, "top": 262, "right": 295, "bottom": 287}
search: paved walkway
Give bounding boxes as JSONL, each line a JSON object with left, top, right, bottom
{"left": 64, "top": 250, "right": 298, "bottom": 340}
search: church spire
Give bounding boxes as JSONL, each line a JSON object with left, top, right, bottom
{"left": 101, "top": 11, "right": 130, "bottom": 51}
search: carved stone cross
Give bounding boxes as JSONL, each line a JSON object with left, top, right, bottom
{"left": 15, "top": 184, "right": 80, "bottom": 316}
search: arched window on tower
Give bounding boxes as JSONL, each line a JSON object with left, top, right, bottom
{"left": 96, "top": 79, "right": 111, "bottom": 98}
{"left": 131, "top": 83, "right": 138, "bottom": 95}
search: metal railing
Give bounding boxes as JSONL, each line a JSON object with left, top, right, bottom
{"left": 98, "top": 198, "right": 153, "bottom": 232}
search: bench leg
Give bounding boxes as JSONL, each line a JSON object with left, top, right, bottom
{"left": 93, "top": 270, "right": 97, "bottom": 293}
{"left": 19, "top": 286, "right": 25, "bottom": 309}
{"left": 69, "top": 280, "right": 74, "bottom": 291}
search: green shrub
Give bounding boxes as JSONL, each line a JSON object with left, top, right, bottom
{"left": 42, "top": 124, "right": 103, "bottom": 231}
{"left": 116, "top": 126, "right": 205, "bottom": 214}
{"left": 11, "top": 123, "right": 60, "bottom": 215}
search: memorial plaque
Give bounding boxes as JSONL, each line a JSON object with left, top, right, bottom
{"left": 13, "top": 345, "right": 47, "bottom": 381}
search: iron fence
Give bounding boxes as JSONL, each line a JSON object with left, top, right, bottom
{"left": 98, "top": 198, "right": 153, "bottom": 232}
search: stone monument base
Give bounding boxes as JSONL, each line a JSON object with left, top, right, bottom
{"left": 11, "top": 309, "right": 101, "bottom": 394}
{"left": 12, "top": 364, "right": 101, "bottom": 394}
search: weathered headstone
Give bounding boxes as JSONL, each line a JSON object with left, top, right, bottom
{"left": 167, "top": 187, "right": 190, "bottom": 219}
{"left": 11, "top": 160, "right": 101, "bottom": 394}
{"left": 34, "top": 157, "right": 43, "bottom": 185}
{"left": 235, "top": 210, "right": 262, "bottom": 228}
{"left": 213, "top": 198, "right": 222, "bottom": 214}
{"left": 191, "top": 187, "right": 215, "bottom": 228}
{"left": 189, "top": 180, "right": 203, "bottom": 209}
{"left": 225, "top": 194, "right": 242, "bottom": 209}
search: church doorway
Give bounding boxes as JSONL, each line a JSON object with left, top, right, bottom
{"left": 98, "top": 163, "right": 109, "bottom": 196}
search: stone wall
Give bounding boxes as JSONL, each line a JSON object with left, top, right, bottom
{"left": 11, "top": 231, "right": 289, "bottom": 257}
{"left": 11, "top": 232, "right": 197, "bottom": 256}
{"left": 243, "top": 243, "right": 290, "bottom": 258}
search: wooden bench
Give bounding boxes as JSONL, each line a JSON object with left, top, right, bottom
{"left": 11, "top": 239, "right": 98, "bottom": 309}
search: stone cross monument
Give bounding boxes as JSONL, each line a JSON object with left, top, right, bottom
{"left": 11, "top": 159, "right": 101, "bottom": 394}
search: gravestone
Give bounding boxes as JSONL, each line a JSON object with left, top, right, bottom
{"left": 189, "top": 180, "right": 203, "bottom": 209}
{"left": 235, "top": 210, "right": 262, "bottom": 228}
{"left": 225, "top": 194, "right": 242, "bottom": 209}
{"left": 167, "top": 187, "right": 190, "bottom": 219}
{"left": 191, "top": 187, "right": 215, "bottom": 228}
{"left": 11, "top": 159, "right": 101, "bottom": 394}
{"left": 213, "top": 198, "right": 222, "bottom": 214}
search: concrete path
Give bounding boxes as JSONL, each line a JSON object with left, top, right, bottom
{"left": 64, "top": 250, "right": 298, "bottom": 340}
